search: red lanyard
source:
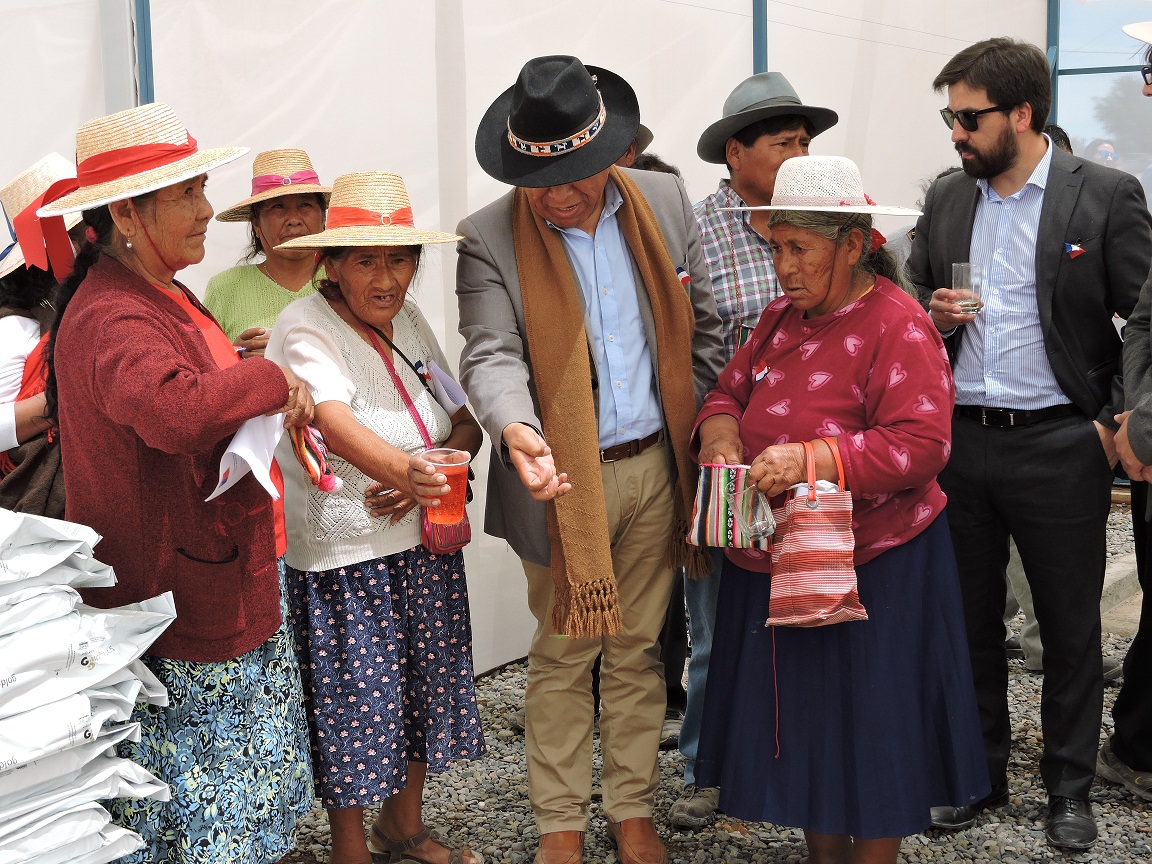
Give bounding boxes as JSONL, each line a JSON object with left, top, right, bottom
{"left": 363, "top": 328, "right": 434, "bottom": 450}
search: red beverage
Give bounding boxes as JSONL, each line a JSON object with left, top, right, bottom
{"left": 424, "top": 449, "right": 471, "bottom": 524}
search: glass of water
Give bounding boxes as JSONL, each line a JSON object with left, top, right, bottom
{"left": 953, "top": 262, "right": 982, "bottom": 314}
{"left": 731, "top": 486, "right": 775, "bottom": 541}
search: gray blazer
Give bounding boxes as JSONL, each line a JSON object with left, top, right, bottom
{"left": 907, "top": 147, "right": 1152, "bottom": 427}
{"left": 455, "top": 168, "right": 725, "bottom": 566}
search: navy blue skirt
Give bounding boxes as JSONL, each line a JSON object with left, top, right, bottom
{"left": 695, "top": 513, "right": 989, "bottom": 838}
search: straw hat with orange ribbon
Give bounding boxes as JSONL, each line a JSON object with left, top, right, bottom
{"left": 276, "top": 172, "right": 460, "bottom": 249}
{"left": 215, "top": 149, "right": 331, "bottom": 223}
{"left": 0, "top": 154, "right": 83, "bottom": 281}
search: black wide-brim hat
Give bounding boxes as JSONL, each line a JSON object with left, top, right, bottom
{"left": 476, "top": 56, "right": 640, "bottom": 188}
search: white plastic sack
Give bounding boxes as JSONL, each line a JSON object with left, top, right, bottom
{"left": 0, "top": 583, "right": 80, "bottom": 637}
{"left": 0, "top": 800, "right": 108, "bottom": 864}
{"left": 0, "top": 722, "right": 138, "bottom": 800}
{"left": 0, "top": 688, "right": 136, "bottom": 772}
{"left": 61, "top": 824, "right": 143, "bottom": 864}
{"left": 0, "top": 509, "right": 102, "bottom": 581}
{"left": 0, "top": 592, "right": 176, "bottom": 718}
{"left": 0, "top": 753, "right": 168, "bottom": 842}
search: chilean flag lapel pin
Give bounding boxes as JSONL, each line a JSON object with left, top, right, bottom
{"left": 675, "top": 266, "right": 691, "bottom": 286}
{"left": 1064, "top": 241, "right": 1085, "bottom": 259}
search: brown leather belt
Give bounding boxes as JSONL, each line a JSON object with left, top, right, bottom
{"left": 954, "top": 404, "right": 1081, "bottom": 428}
{"left": 600, "top": 429, "right": 664, "bottom": 463}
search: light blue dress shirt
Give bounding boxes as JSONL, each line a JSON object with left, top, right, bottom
{"left": 954, "top": 137, "right": 1072, "bottom": 410}
{"left": 553, "top": 181, "right": 664, "bottom": 449}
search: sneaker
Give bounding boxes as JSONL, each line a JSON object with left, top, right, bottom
{"left": 669, "top": 784, "right": 719, "bottom": 829}
{"left": 1103, "top": 656, "right": 1123, "bottom": 685}
{"left": 659, "top": 710, "right": 683, "bottom": 750}
{"left": 509, "top": 708, "right": 525, "bottom": 735}
{"left": 1097, "top": 738, "right": 1152, "bottom": 801}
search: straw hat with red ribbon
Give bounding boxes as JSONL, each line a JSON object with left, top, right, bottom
{"left": 31, "top": 103, "right": 247, "bottom": 278}
{"left": 0, "top": 153, "right": 84, "bottom": 281}
{"left": 276, "top": 172, "right": 460, "bottom": 249}
{"left": 215, "top": 149, "right": 331, "bottom": 223}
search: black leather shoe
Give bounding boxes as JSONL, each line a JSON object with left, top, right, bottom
{"left": 929, "top": 789, "right": 1009, "bottom": 829}
{"left": 1045, "top": 796, "right": 1096, "bottom": 850}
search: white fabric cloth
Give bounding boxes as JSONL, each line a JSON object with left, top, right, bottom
{"left": 0, "top": 316, "right": 40, "bottom": 452}
{"left": 267, "top": 293, "right": 455, "bottom": 572}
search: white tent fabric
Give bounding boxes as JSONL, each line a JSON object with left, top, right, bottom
{"left": 0, "top": 0, "right": 1048, "bottom": 671}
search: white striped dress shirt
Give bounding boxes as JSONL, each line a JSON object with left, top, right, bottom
{"left": 953, "top": 138, "right": 1071, "bottom": 409}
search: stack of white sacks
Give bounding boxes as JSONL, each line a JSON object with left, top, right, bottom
{"left": 0, "top": 508, "right": 176, "bottom": 863}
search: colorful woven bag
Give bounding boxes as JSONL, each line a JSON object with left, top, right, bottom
{"left": 687, "top": 463, "right": 772, "bottom": 550}
{"left": 766, "top": 438, "right": 868, "bottom": 627}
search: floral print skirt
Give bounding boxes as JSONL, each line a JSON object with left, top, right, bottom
{"left": 109, "top": 564, "right": 313, "bottom": 864}
{"left": 286, "top": 544, "right": 484, "bottom": 809}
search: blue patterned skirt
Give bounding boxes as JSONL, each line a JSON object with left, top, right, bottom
{"left": 109, "top": 564, "right": 313, "bottom": 864}
{"left": 286, "top": 544, "right": 484, "bottom": 808}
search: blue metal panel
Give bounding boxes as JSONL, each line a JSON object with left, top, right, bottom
{"left": 753, "top": 0, "right": 767, "bottom": 73}
{"left": 135, "top": 0, "right": 155, "bottom": 105}
{"left": 1046, "top": 0, "right": 1059, "bottom": 121}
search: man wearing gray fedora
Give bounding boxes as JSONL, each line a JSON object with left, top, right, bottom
{"left": 669, "top": 70, "right": 838, "bottom": 831}
{"left": 456, "top": 56, "right": 723, "bottom": 864}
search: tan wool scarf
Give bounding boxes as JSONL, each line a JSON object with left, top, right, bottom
{"left": 514, "top": 166, "right": 703, "bottom": 639}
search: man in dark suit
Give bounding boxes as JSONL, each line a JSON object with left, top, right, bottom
{"left": 456, "top": 56, "right": 723, "bottom": 864}
{"left": 907, "top": 37, "right": 1152, "bottom": 851}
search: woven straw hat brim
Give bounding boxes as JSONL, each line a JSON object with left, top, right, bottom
{"left": 37, "top": 147, "right": 249, "bottom": 217}
{"left": 0, "top": 211, "right": 83, "bottom": 281}
{"left": 276, "top": 225, "right": 462, "bottom": 250}
{"left": 698, "top": 104, "right": 838, "bottom": 164}
{"left": 475, "top": 65, "right": 640, "bottom": 188}
{"left": 1123, "top": 21, "right": 1152, "bottom": 45}
{"left": 215, "top": 184, "right": 333, "bottom": 223}
{"left": 723, "top": 204, "right": 922, "bottom": 217}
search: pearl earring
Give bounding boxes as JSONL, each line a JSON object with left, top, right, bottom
{"left": 126, "top": 240, "right": 133, "bottom": 249}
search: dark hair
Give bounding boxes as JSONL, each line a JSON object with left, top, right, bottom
{"left": 240, "top": 193, "right": 328, "bottom": 263}
{"left": 726, "top": 114, "right": 814, "bottom": 172}
{"left": 1043, "top": 124, "right": 1073, "bottom": 154}
{"left": 0, "top": 263, "right": 57, "bottom": 313}
{"left": 631, "top": 152, "right": 681, "bottom": 177}
{"left": 43, "top": 205, "right": 119, "bottom": 421}
{"left": 933, "top": 37, "right": 1051, "bottom": 133}
{"left": 314, "top": 245, "right": 424, "bottom": 302}
{"left": 767, "top": 209, "right": 914, "bottom": 296}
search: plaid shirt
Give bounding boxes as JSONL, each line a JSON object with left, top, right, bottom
{"left": 693, "top": 181, "right": 780, "bottom": 362}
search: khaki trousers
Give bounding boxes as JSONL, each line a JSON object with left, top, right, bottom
{"left": 522, "top": 440, "right": 676, "bottom": 832}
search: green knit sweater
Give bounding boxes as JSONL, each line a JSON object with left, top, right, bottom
{"left": 204, "top": 263, "right": 321, "bottom": 343}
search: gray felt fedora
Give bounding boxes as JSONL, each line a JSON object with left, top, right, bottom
{"left": 697, "top": 72, "right": 838, "bottom": 164}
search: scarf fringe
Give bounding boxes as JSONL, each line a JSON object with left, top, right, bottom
{"left": 552, "top": 576, "right": 623, "bottom": 638}
{"left": 667, "top": 516, "right": 713, "bottom": 579}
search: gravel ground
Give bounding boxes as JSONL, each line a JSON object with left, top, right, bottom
{"left": 283, "top": 504, "right": 1147, "bottom": 864}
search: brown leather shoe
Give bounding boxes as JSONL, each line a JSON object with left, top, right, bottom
{"left": 606, "top": 817, "right": 667, "bottom": 864}
{"left": 533, "top": 830, "right": 584, "bottom": 864}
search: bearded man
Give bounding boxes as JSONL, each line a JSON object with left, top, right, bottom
{"left": 907, "top": 37, "right": 1152, "bottom": 851}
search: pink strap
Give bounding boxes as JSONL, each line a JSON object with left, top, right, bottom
{"left": 250, "top": 170, "right": 320, "bottom": 195}
{"left": 364, "top": 328, "right": 433, "bottom": 449}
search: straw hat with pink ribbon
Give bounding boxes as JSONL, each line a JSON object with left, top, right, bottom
{"left": 32, "top": 102, "right": 247, "bottom": 277}
{"left": 215, "top": 149, "right": 331, "bottom": 223}
{"left": 0, "top": 153, "right": 84, "bottom": 281}
{"left": 276, "top": 172, "right": 460, "bottom": 249}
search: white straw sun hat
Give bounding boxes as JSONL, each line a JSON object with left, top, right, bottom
{"left": 0, "top": 153, "right": 83, "bottom": 280}
{"left": 215, "top": 149, "right": 331, "bottom": 223}
{"left": 276, "top": 172, "right": 460, "bottom": 249}
{"left": 723, "top": 155, "right": 921, "bottom": 217}
{"left": 36, "top": 102, "right": 247, "bottom": 217}
{"left": 1122, "top": 21, "right": 1152, "bottom": 46}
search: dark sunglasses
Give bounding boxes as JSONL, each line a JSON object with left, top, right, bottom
{"left": 939, "top": 105, "right": 1012, "bottom": 132}
{"left": 1143, "top": 65, "right": 1152, "bottom": 86}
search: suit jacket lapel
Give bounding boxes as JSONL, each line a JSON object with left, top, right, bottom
{"left": 1035, "top": 150, "right": 1083, "bottom": 334}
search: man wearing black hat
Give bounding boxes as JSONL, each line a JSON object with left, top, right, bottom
{"left": 456, "top": 56, "right": 724, "bottom": 864}
{"left": 669, "top": 71, "right": 838, "bottom": 831}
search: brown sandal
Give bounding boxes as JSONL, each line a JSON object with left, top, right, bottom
{"left": 367, "top": 824, "right": 485, "bottom": 864}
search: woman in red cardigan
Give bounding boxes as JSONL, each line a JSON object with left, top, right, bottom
{"left": 36, "top": 103, "right": 315, "bottom": 864}
{"left": 692, "top": 156, "right": 988, "bottom": 864}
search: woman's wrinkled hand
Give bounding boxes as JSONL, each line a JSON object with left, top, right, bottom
{"left": 273, "top": 366, "right": 315, "bottom": 428}
{"left": 364, "top": 482, "right": 417, "bottom": 524}
{"left": 408, "top": 451, "right": 454, "bottom": 508}
{"left": 235, "top": 327, "right": 269, "bottom": 358}
{"left": 747, "top": 443, "right": 807, "bottom": 498}
{"left": 697, "top": 414, "right": 744, "bottom": 466}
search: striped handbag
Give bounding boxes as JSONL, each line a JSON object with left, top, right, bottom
{"left": 686, "top": 463, "right": 772, "bottom": 550}
{"left": 766, "top": 438, "right": 868, "bottom": 627}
